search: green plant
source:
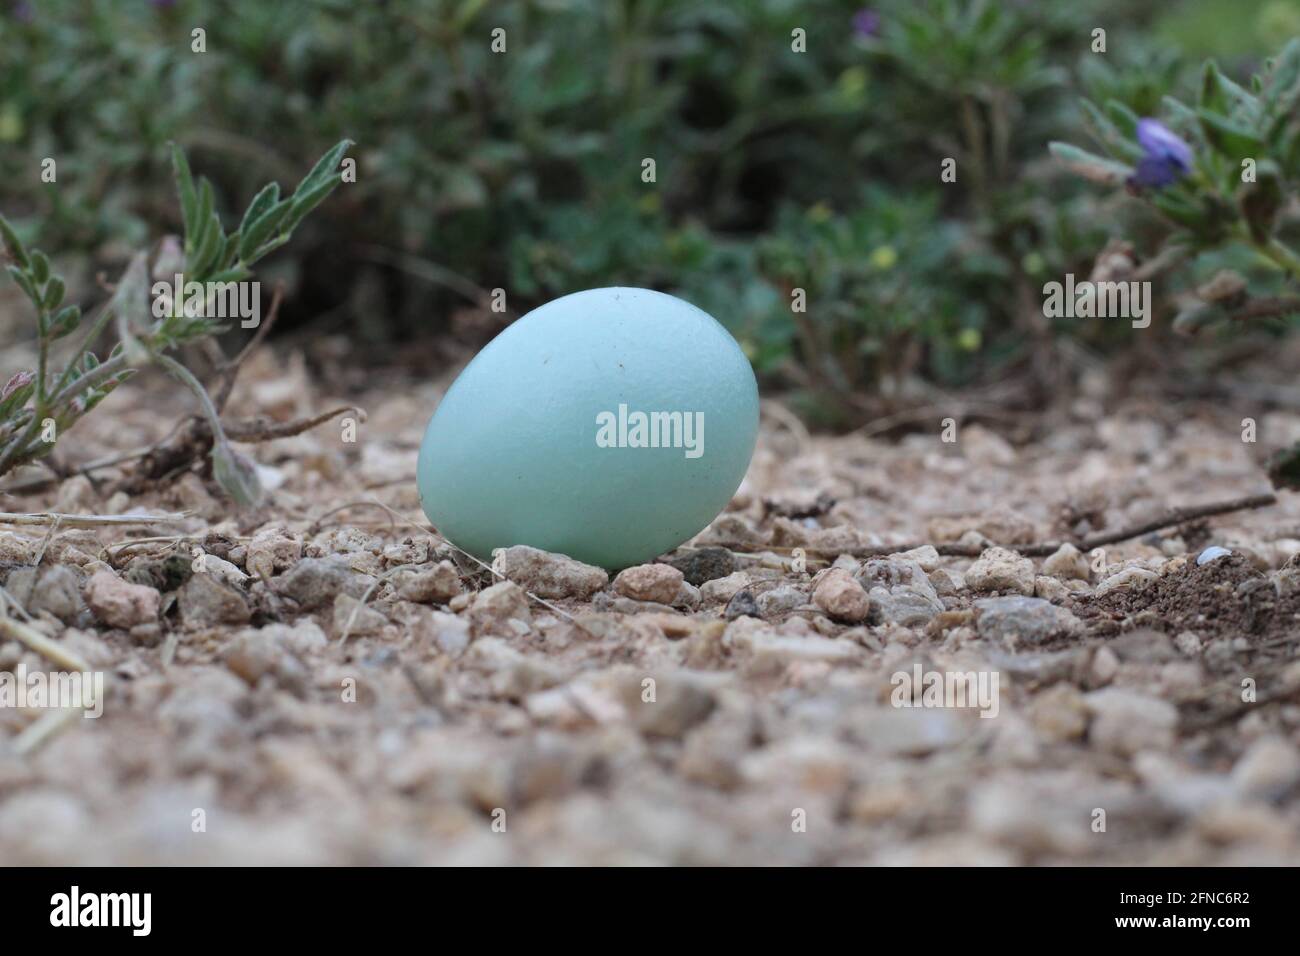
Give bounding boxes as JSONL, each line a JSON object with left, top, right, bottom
{"left": 0, "top": 0, "right": 1172, "bottom": 417}
{"left": 1052, "top": 39, "right": 1300, "bottom": 297}
{"left": 1051, "top": 38, "right": 1300, "bottom": 483}
{"left": 0, "top": 139, "right": 351, "bottom": 500}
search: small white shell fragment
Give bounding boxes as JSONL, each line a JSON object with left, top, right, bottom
{"left": 1196, "top": 546, "right": 1232, "bottom": 566}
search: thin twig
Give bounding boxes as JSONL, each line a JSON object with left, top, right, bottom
{"left": 30, "top": 514, "right": 61, "bottom": 566}
{"left": 1067, "top": 493, "right": 1276, "bottom": 554}
{"left": 0, "top": 613, "right": 91, "bottom": 673}
{"left": 0, "top": 510, "right": 191, "bottom": 528}
{"left": 12, "top": 707, "right": 84, "bottom": 756}
{"left": 710, "top": 492, "right": 1279, "bottom": 559}
{"left": 224, "top": 405, "right": 365, "bottom": 442}
{"left": 306, "top": 500, "right": 397, "bottom": 535}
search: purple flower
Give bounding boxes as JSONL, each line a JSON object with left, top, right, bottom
{"left": 1130, "top": 118, "right": 1194, "bottom": 189}
{"left": 852, "top": 9, "right": 881, "bottom": 39}
{"left": 10, "top": 2, "right": 34, "bottom": 22}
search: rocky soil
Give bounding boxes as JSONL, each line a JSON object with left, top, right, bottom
{"left": 1, "top": 346, "right": 1299, "bottom": 865}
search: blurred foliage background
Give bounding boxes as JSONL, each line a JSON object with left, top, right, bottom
{"left": 2, "top": 0, "right": 1297, "bottom": 427}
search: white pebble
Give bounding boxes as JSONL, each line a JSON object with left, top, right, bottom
{"left": 1196, "top": 546, "right": 1232, "bottom": 566}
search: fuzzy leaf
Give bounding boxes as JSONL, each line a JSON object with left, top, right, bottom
{"left": 1078, "top": 100, "right": 1143, "bottom": 162}
{"left": 190, "top": 178, "right": 214, "bottom": 259}
{"left": 292, "top": 139, "right": 353, "bottom": 200}
{"left": 1104, "top": 99, "right": 1140, "bottom": 139}
{"left": 189, "top": 213, "right": 225, "bottom": 280}
{"left": 0, "top": 214, "right": 30, "bottom": 269}
{"left": 42, "top": 275, "right": 65, "bottom": 311}
{"left": 1198, "top": 109, "right": 1264, "bottom": 159}
{"left": 1263, "top": 39, "right": 1300, "bottom": 116}
{"left": 1160, "top": 95, "right": 1201, "bottom": 132}
{"left": 283, "top": 175, "right": 340, "bottom": 233}
{"left": 238, "top": 182, "right": 281, "bottom": 239}
{"left": 211, "top": 441, "right": 264, "bottom": 507}
{"left": 237, "top": 199, "right": 292, "bottom": 263}
{"left": 7, "top": 265, "right": 40, "bottom": 307}
{"left": 48, "top": 305, "right": 81, "bottom": 339}
{"left": 29, "top": 250, "right": 50, "bottom": 285}
{"left": 1048, "top": 142, "right": 1132, "bottom": 185}
{"left": 171, "top": 144, "right": 199, "bottom": 251}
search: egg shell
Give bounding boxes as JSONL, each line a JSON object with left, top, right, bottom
{"left": 417, "top": 287, "right": 759, "bottom": 570}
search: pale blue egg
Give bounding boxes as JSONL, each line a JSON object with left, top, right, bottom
{"left": 417, "top": 287, "right": 759, "bottom": 570}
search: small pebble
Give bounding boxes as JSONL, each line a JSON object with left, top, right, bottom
{"left": 724, "top": 589, "right": 759, "bottom": 620}
{"left": 1196, "top": 546, "right": 1232, "bottom": 566}
{"left": 613, "top": 563, "right": 684, "bottom": 605}
{"left": 665, "top": 547, "right": 736, "bottom": 586}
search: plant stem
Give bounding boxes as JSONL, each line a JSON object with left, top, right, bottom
{"left": 44, "top": 352, "right": 130, "bottom": 413}
{"left": 37, "top": 333, "right": 48, "bottom": 406}
{"left": 151, "top": 352, "right": 230, "bottom": 448}
{"left": 0, "top": 352, "right": 135, "bottom": 476}
{"left": 55, "top": 301, "right": 117, "bottom": 394}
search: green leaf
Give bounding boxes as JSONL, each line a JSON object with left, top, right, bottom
{"left": 189, "top": 213, "right": 224, "bottom": 280}
{"left": 171, "top": 144, "right": 198, "bottom": 250}
{"left": 1200, "top": 60, "right": 1228, "bottom": 112}
{"left": 1104, "top": 99, "right": 1140, "bottom": 139}
{"left": 1161, "top": 95, "right": 1200, "bottom": 132}
{"left": 48, "top": 305, "right": 81, "bottom": 339}
{"left": 218, "top": 232, "right": 240, "bottom": 270}
{"left": 237, "top": 199, "right": 292, "bottom": 263}
{"left": 7, "top": 265, "right": 40, "bottom": 307}
{"left": 188, "top": 177, "right": 214, "bottom": 260}
{"left": 238, "top": 182, "right": 280, "bottom": 238}
{"left": 29, "top": 250, "right": 50, "bottom": 285}
{"left": 1048, "top": 142, "right": 1132, "bottom": 186}
{"left": 206, "top": 266, "right": 252, "bottom": 284}
{"left": 0, "top": 214, "right": 30, "bottom": 269}
{"left": 1263, "top": 38, "right": 1300, "bottom": 115}
{"left": 1151, "top": 190, "right": 1206, "bottom": 229}
{"left": 42, "top": 275, "right": 65, "bottom": 311}
{"left": 1198, "top": 109, "right": 1264, "bottom": 159}
{"left": 291, "top": 139, "right": 353, "bottom": 200}
{"left": 1078, "top": 100, "right": 1143, "bottom": 163}
{"left": 1205, "top": 62, "right": 1259, "bottom": 118}
{"left": 283, "top": 175, "right": 340, "bottom": 233}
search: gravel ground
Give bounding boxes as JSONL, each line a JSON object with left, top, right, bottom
{"left": 1, "top": 345, "right": 1299, "bottom": 865}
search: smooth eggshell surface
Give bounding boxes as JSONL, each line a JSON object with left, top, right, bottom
{"left": 417, "top": 287, "right": 759, "bottom": 569}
